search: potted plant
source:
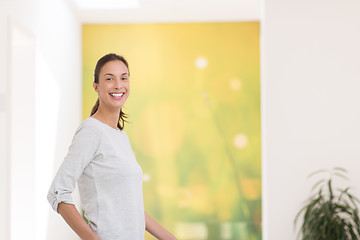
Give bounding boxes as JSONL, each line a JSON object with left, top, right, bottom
{"left": 294, "top": 167, "right": 360, "bottom": 240}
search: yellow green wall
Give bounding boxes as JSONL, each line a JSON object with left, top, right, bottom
{"left": 82, "top": 22, "right": 261, "bottom": 240}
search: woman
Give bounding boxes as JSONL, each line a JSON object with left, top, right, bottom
{"left": 47, "top": 53, "right": 177, "bottom": 240}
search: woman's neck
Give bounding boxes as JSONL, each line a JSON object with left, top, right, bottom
{"left": 91, "top": 107, "right": 120, "bottom": 130}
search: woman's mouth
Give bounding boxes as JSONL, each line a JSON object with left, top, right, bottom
{"left": 109, "top": 92, "right": 125, "bottom": 100}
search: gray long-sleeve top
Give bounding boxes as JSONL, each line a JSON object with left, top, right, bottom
{"left": 47, "top": 117, "right": 145, "bottom": 239}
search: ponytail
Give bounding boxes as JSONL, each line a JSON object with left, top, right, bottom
{"left": 90, "top": 98, "right": 100, "bottom": 116}
{"left": 90, "top": 98, "right": 128, "bottom": 130}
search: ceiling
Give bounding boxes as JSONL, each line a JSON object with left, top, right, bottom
{"left": 68, "top": 0, "right": 261, "bottom": 24}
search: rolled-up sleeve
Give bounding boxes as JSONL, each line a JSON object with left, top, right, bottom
{"left": 47, "top": 125, "right": 101, "bottom": 213}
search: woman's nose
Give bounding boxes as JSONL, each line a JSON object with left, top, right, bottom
{"left": 114, "top": 79, "right": 123, "bottom": 89}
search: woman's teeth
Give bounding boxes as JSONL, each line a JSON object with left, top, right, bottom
{"left": 110, "top": 93, "right": 124, "bottom": 97}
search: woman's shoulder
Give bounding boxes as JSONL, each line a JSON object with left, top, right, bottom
{"left": 75, "top": 117, "right": 103, "bottom": 136}
{"left": 67, "top": 118, "right": 103, "bottom": 149}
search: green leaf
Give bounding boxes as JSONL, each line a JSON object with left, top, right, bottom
{"left": 328, "top": 179, "right": 334, "bottom": 201}
{"left": 295, "top": 167, "right": 360, "bottom": 240}
{"left": 311, "top": 179, "right": 326, "bottom": 193}
{"left": 333, "top": 172, "right": 349, "bottom": 180}
{"left": 333, "top": 166, "right": 347, "bottom": 173}
{"left": 338, "top": 187, "right": 351, "bottom": 202}
{"left": 308, "top": 169, "right": 328, "bottom": 179}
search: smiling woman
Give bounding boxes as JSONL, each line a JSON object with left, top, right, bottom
{"left": 90, "top": 54, "right": 130, "bottom": 130}
{"left": 47, "top": 53, "right": 177, "bottom": 240}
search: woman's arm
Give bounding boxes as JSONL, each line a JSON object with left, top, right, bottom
{"left": 145, "top": 211, "right": 177, "bottom": 240}
{"left": 58, "top": 202, "right": 99, "bottom": 240}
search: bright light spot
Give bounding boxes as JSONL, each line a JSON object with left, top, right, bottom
{"left": 201, "top": 91, "right": 208, "bottom": 99}
{"left": 195, "top": 57, "right": 208, "bottom": 69}
{"left": 229, "top": 78, "right": 241, "bottom": 91}
{"left": 178, "top": 188, "right": 193, "bottom": 208}
{"left": 233, "top": 133, "right": 248, "bottom": 149}
{"left": 72, "top": 0, "right": 140, "bottom": 10}
{"left": 201, "top": 91, "right": 210, "bottom": 106}
{"left": 143, "top": 173, "right": 151, "bottom": 182}
{"left": 175, "top": 222, "right": 208, "bottom": 239}
{"left": 221, "top": 222, "right": 232, "bottom": 239}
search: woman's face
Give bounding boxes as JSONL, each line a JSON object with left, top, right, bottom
{"left": 93, "top": 60, "right": 130, "bottom": 110}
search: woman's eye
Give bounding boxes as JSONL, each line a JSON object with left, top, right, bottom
{"left": 122, "top": 78, "right": 128, "bottom": 81}
{"left": 106, "top": 78, "right": 112, "bottom": 81}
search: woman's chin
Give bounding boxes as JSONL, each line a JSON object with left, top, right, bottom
{"left": 108, "top": 99, "right": 127, "bottom": 109}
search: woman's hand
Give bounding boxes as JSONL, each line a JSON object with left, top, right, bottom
{"left": 145, "top": 211, "right": 177, "bottom": 240}
{"left": 58, "top": 202, "right": 100, "bottom": 240}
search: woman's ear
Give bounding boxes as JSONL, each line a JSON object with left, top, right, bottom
{"left": 93, "top": 82, "right": 99, "bottom": 93}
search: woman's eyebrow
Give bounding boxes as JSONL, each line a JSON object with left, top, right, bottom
{"left": 104, "top": 73, "right": 128, "bottom": 76}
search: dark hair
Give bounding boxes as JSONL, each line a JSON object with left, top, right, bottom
{"left": 90, "top": 53, "right": 129, "bottom": 130}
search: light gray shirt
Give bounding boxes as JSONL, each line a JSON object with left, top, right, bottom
{"left": 47, "top": 117, "right": 145, "bottom": 240}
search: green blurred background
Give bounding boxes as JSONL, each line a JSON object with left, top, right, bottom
{"left": 82, "top": 22, "right": 261, "bottom": 240}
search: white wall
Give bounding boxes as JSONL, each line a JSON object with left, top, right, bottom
{"left": 0, "top": 0, "right": 82, "bottom": 239}
{"left": 2, "top": 0, "right": 359, "bottom": 239}
{"left": 0, "top": 2, "right": 36, "bottom": 239}
{"left": 261, "top": 0, "right": 360, "bottom": 239}
{"left": 9, "top": 21, "right": 37, "bottom": 240}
